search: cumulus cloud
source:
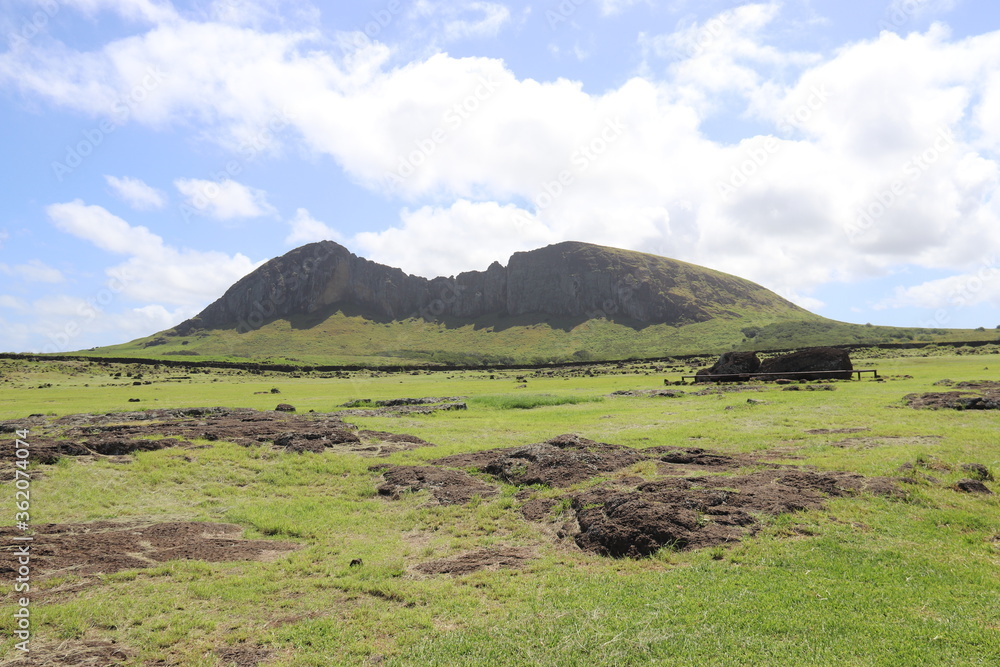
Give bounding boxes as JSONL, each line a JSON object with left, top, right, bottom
{"left": 4, "top": 2, "right": 1000, "bottom": 319}
{"left": 876, "top": 259, "right": 1000, "bottom": 310}
{"left": 105, "top": 175, "right": 166, "bottom": 210}
{"left": 285, "top": 208, "right": 342, "bottom": 245}
{"left": 174, "top": 178, "right": 275, "bottom": 221}
{"left": 410, "top": 1, "right": 511, "bottom": 42}
{"left": 46, "top": 200, "right": 261, "bottom": 307}
{"left": 353, "top": 200, "right": 558, "bottom": 277}
{"left": 0, "top": 260, "right": 64, "bottom": 283}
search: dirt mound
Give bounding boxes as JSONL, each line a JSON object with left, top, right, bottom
{"left": 374, "top": 465, "right": 499, "bottom": 505}
{"left": 414, "top": 547, "right": 533, "bottom": 575}
{"left": 335, "top": 402, "right": 468, "bottom": 417}
{"left": 10, "top": 408, "right": 434, "bottom": 462}
{"left": 806, "top": 428, "right": 870, "bottom": 435}
{"left": 434, "top": 434, "right": 647, "bottom": 488}
{"left": 570, "top": 469, "right": 898, "bottom": 558}
{"left": 215, "top": 645, "right": 273, "bottom": 666}
{"left": 0, "top": 521, "right": 299, "bottom": 583}
{"left": 904, "top": 390, "right": 1000, "bottom": 410}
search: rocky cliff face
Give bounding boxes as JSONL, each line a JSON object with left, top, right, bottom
{"left": 174, "top": 240, "right": 809, "bottom": 334}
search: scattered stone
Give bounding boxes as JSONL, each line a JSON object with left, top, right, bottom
{"left": 349, "top": 558, "right": 364, "bottom": 567}
{"left": 904, "top": 389, "right": 1000, "bottom": 410}
{"left": 953, "top": 479, "right": 993, "bottom": 494}
{"left": 275, "top": 403, "right": 296, "bottom": 412}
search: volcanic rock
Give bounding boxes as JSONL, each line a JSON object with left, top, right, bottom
{"left": 757, "top": 347, "right": 853, "bottom": 380}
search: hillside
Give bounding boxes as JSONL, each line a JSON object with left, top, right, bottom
{"left": 88, "top": 241, "right": 994, "bottom": 365}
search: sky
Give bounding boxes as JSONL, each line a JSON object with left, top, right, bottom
{"left": 1, "top": 0, "right": 1000, "bottom": 354}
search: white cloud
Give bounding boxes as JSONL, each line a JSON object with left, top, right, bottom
{"left": 599, "top": 0, "right": 642, "bottom": 16}
{"left": 174, "top": 178, "right": 275, "bottom": 220}
{"left": 285, "top": 208, "right": 341, "bottom": 246}
{"left": 0, "top": 295, "right": 27, "bottom": 310}
{"left": 47, "top": 200, "right": 164, "bottom": 255}
{"left": 61, "top": 0, "right": 179, "bottom": 23}
{"left": 876, "top": 260, "right": 1000, "bottom": 310}
{"left": 4, "top": 5, "right": 1000, "bottom": 311}
{"left": 105, "top": 175, "right": 167, "bottom": 210}
{"left": 354, "top": 199, "right": 558, "bottom": 277}
{"left": 0, "top": 260, "right": 64, "bottom": 283}
{"left": 411, "top": 1, "right": 511, "bottom": 42}
{"left": 46, "top": 200, "right": 261, "bottom": 307}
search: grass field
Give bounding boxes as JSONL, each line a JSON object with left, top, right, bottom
{"left": 0, "top": 352, "right": 998, "bottom": 665}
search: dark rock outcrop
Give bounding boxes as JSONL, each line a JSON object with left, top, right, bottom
{"left": 173, "top": 241, "right": 811, "bottom": 334}
{"left": 695, "top": 351, "right": 761, "bottom": 382}
{"left": 757, "top": 347, "right": 853, "bottom": 380}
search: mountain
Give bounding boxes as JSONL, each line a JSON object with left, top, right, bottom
{"left": 91, "top": 241, "right": 979, "bottom": 365}
{"left": 174, "top": 240, "right": 812, "bottom": 334}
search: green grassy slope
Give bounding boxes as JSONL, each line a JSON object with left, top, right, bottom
{"left": 85, "top": 310, "right": 997, "bottom": 366}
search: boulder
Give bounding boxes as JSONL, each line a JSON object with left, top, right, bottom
{"left": 757, "top": 347, "right": 853, "bottom": 380}
{"left": 695, "top": 351, "right": 760, "bottom": 382}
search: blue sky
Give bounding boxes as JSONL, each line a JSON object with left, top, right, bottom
{"left": 2, "top": 0, "right": 999, "bottom": 353}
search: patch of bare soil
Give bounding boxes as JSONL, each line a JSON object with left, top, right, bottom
{"left": 805, "top": 428, "right": 870, "bottom": 435}
{"left": 0, "top": 521, "right": 300, "bottom": 585}
{"left": 334, "top": 402, "right": 468, "bottom": 418}
{"left": 426, "top": 432, "right": 904, "bottom": 558}
{"left": 373, "top": 465, "right": 499, "bottom": 505}
{"left": 215, "top": 645, "right": 273, "bottom": 667}
{"left": 904, "top": 385, "right": 1000, "bottom": 409}
{"left": 571, "top": 469, "right": 899, "bottom": 558}
{"left": 692, "top": 384, "right": 765, "bottom": 396}
{"left": 2, "top": 638, "right": 130, "bottom": 666}
{"left": 2, "top": 408, "right": 435, "bottom": 462}
{"left": 433, "top": 434, "right": 648, "bottom": 487}
{"left": 829, "top": 435, "right": 943, "bottom": 449}
{"left": 414, "top": 547, "right": 533, "bottom": 575}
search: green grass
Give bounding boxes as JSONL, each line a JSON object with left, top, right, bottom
{"left": 66, "top": 309, "right": 999, "bottom": 367}
{"left": 467, "top": 394, "right": 604, "bottom": 410}
{"left": 0, "top": 352, "right": 998, "bottom": 665}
